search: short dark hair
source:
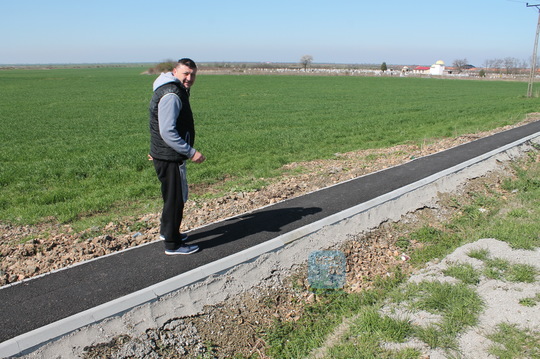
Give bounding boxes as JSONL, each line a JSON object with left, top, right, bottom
{"left": 177, "top": 58, "right": 197, "bottom": 69}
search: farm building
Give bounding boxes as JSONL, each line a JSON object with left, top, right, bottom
{"left": 430, "top": 60, "right": 445, "bottom": 75}
{"left": 412, "top": 60, "right": 445, "bottom": 75}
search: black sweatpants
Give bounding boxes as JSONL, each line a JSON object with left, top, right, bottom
{"left": 153, "top": 159, "right": 185, "bottom": 250}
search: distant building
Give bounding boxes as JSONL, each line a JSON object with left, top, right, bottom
{"left": 413, "top": 66, "right": 431, "bottom": 73}
{"left": 430, "top": 60, "right": 445, "bottom": 75}
{"left": 412, "top": 60, "right": 447, "bottom": 75}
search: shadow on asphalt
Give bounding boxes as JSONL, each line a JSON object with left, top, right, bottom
{"left": 188, "top": 207, "right": 323, "bottom": 250}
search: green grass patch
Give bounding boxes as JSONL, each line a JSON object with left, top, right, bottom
{"left": 405, "top": 226, "right": 463, "bottom": 266}
{"left": 463, "top": 247, "right": 537, "bottom": 285}
{"left": 519, "top": 293, "right": 540, "bottom": 307}
{"left": 386, "top": 280, "right": 484, "bottom": 354}
{"left": 467, "top": 248, "right": 490, "bottom": 261}
{"left": 402, "top": 154, "right": 540, "bottom": 267}
{"left": 390, "top": 280, "right": 484, "bottom": 330}
{"left": 489, "top": 160, "right": 540, "bottom": 250}
{"left": 265, "top": 272, "right": 406, "bottom": 359}
{"left": 443, "top": 263, "right": 481, "bottom": 284}
{"left": 1, "top": 68, "right": 538, "bottom": 226}
{"left": 488, "top": 323, "right": 540, "bottom": 359}
{"left": 483, "top": 258, "right": 538, "bottom": 283}
{"left": 326, "top": 308, "right": 417, "bottom": 359}
{"left": 264, "top": 290, "right": 379, "bottom": 359}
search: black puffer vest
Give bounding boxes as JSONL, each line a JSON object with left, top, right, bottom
{"left": 149, "top": 82, "right": 195, "bottom": 162}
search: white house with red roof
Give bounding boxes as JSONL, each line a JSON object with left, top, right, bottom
{"left": 413, "top": 60, "right": 445, "bottom": 75}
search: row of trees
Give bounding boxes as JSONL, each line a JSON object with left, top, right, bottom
{"left": 481, "top": 57, "right": 529, "bottom": 74}
{"left": 453, "top": 57, "right": 532, "bottom": 75}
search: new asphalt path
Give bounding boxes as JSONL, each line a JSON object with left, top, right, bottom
{"left": 2, "top": 120, "right": 540, "bottom": 351}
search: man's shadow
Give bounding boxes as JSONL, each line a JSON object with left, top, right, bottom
{"left": 187, "top": 206, "right": 322, "bottom": 251}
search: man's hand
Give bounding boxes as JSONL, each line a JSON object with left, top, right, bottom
{"left": 191, "top": 151, "right": 206, "bottom": 164}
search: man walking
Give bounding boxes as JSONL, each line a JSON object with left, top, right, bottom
{"left": 149, "top": 58, "right": 205, "bottom": 255}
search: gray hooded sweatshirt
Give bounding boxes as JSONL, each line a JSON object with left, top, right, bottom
{"left": 152, "top": 72, "right": 196, "bottom": 160}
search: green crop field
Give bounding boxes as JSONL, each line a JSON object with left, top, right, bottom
{"left": 0, "top": 67, "right": 538, "bottom": 225}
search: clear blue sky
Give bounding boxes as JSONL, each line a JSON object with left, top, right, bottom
{"left": 1, "top": 0, "right": 538, "bottom": 66}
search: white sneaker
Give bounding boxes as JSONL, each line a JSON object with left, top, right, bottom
{"left": 164, "top": 244, "right": 199, "bottom": 255}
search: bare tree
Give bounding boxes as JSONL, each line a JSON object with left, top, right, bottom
{"left": 300, "top": 55, "right": 313, "bottom": 70}
{"left": 491, "top": 58, "right": 504, "bottom": 75}
{"left": 452, "top": 58, "right": 469, "bottom": 73}
{"left": 503, "top": 57, "right": 521, "bottom": 75}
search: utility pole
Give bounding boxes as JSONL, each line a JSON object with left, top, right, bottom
{"left": 527, "top": 3, "right": 540, "bottom": 98}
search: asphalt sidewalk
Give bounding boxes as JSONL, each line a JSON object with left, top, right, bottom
{"left": 2, "top": 120, "right": 540, "bottom": 356}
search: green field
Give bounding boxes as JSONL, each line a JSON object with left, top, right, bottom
{"left": 0, "top": 67, "right": 538, "bottom": 225}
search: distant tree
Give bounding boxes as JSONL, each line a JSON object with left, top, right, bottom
{"left": 381, "top": 62, "right": 388, "bottom": 72}
{"left": 492, "top": 58, "right": 503, "bottom": 74}
{"left": 479, "top": 69, "right": 486, "bottom": 77}
{"left": 300, "top": 55, "right": 313, "bottom": 70}
{"left": 452, "top": 58, "right": 469, "bottom": 73}
{"left": 482, "top": 59, "right": 492, "bottom": 71}
{"left": 503, "top": 57, "right": 521, "bottom": 75}
{"left": 484, "top": 57, "right": 528, "bottom": 75}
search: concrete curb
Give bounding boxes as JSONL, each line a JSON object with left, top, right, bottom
{"left": 2, "top": 131, "right": 539, "bottom": 358}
